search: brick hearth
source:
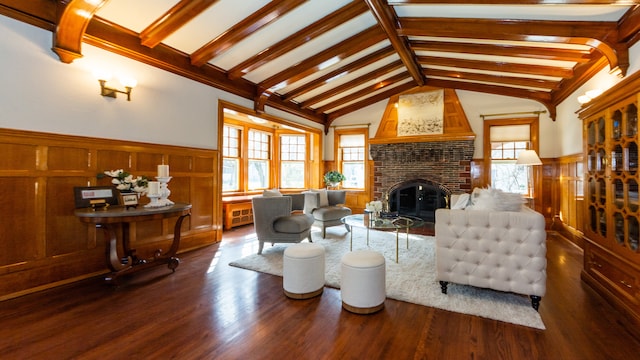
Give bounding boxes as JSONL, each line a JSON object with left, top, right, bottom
{"left": 370, "top": 140, "right": 474, "bottom": 200}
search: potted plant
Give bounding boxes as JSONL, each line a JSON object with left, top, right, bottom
{"left": 323, "top": 170, "right": 346, "bottom": 187}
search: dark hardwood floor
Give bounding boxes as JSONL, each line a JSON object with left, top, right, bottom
{"left": 1, "top": 225, "right": 639, "bottom": 359}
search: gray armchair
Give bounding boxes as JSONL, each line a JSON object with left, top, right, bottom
{"left": 303, "top": 190, "right": 352, "bottom": 238}
{"left": 252, "top": 194, "right": 315, "bottom": 255}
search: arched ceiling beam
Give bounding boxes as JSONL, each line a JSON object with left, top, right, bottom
{"left": 227, "top": 1, "right": 370, "bottom": 80}
{"left": 398, "top": 17, "right": 627, "bottom": 76}
{"left": 282, "top": 46, "right": 396, "bottom": 101}
{"left": 190, "top": 0, "right": 306, "bottom": 67}
{"left": 52, "top": 0, "right": 109, "bottom": 63}
{"left": 422, "top": 68, "right": 560, "bottom": 91}
{"left": 140, "top": 0, "right": 219, "bottom": 48}
{"left": 256, "top": 26, "right": 386, "bottom": 94}
{"left": 364, "top": 0, "right": 425, "bottom": 86}
{"left": 411, "top": 40, "right": 593, "bottom": 63}
{"left": 313, "top": 72, "right": 412, "bottom": 114}
{"left": 426, "top": 78, "right": 556, "bottom": 120}
{"left": 300, "top": 60, "right": 405, "bottom": 108}
{"left": 325, "top": 82, "right": 417, "bottom": 129}
{"left": 418, "top": 55, "right": 575, "bottom": 78}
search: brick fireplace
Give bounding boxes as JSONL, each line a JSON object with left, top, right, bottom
{"left": 370, "top": 140, "right": 475, "bottom": 202}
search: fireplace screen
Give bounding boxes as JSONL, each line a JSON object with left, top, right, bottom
{"left": 387, "top": 180, "right": 449, "bottom": 222}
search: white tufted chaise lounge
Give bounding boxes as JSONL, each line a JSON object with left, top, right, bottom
{"left": 435, "top": 206, "right": 547, "bottom": 310}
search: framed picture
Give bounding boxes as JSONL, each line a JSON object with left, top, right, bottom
{"left": 74, "top": 186, "right": 119, "bottom": 209}
{"left": 120, "top": 192, "right": 139, "bottom": 208}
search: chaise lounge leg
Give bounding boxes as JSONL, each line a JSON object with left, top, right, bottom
{"left": 530, "top": 295, "right": 541, "bottom": 311}
{"left": 439, "top": 281, "right": 448, "bottom": 294}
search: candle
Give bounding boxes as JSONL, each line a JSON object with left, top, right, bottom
{"left": 157, "top": 164, "right": 169, "bottom": 178}
{"left": 148, "top": 181, "right": 160, "bottom": 196}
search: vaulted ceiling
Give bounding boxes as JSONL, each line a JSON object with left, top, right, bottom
{"left": 2, "top": 0, "right": 640, "bottom": 130}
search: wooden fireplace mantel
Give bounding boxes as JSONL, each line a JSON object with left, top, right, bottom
{"left": 372, "top": 87, "right": 475, "bottom": 144}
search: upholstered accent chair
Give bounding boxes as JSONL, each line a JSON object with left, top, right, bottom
{"left": 303, "top": 189, "right": 352, "bottom": 238}
{"left": 252, "top": 194, "right": 314, "bottom": 255}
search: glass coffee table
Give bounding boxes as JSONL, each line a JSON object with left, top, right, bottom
{"left": 341, "top": 213, "right": 424, "bottom": 263}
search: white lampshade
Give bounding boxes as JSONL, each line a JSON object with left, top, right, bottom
{"left": 516, "top": 150, "right": 542, "bottom": 165}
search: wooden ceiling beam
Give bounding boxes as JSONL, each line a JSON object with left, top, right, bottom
{"left": 399, "top": 17, "right": 626, "bottom": 75}
{"left": 418, "top": 55, "right": 574, "bottom": 78}
{"left": 227, "top": 1, "right": 370, "bottom": 80}
{"left": 618, "top": 5, "right": 640, "bottom": 45}
{"left": 282, "top": 46, "right": 396, "bottom": 101}
{"left": 190, "top": 0, "right": 306, "bottom": 67}
{"left": 257, "top": 26, "right": 387, "bottom": 92}
{"left": 424, "top": 78, "right": 557, "bottom": 120}
{"left": 326, "top": 82, "right": 417, "bottom": 126}
{"left": 411, "top": 40, "right": 593, "bottom": 63}
{"left": 140, "top": 0, "right": 219, "bottom": 48}
{"left": 365, "top": 0, "right": 425, "bottom": 86}
{"left": 300, "top": 60, "right": 405, "bottom": 108}
{"left": 52, "top": 0, "right": 109, "bottom": 63}
{"left": 423, "top": 68, "right": 560, "bottom": 90}
{"left": 313, "top": 72, "right": 411, "bottom": 114}
{"left": 551, "top": 56, "right": 610, "bottom": 105}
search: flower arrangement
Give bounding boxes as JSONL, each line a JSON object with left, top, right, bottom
{"left": 99, "top": 169, "right": 150, "bottom": 194}
{"left": 323, "top": 170, "right": 346, "bottom": 185}
{"left": 366, "top": 200, "right": 383, "bottom": 213}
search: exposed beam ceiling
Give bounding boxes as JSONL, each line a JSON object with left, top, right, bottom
{"left": 2, "top": 0, "right": 638, "bottom": 129}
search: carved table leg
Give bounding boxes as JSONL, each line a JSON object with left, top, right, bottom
{"left": 164, "top": 213, "right": 190, "bottom": 271}
{"left": 98, "top": 224, "right": 132, "bottom": 283}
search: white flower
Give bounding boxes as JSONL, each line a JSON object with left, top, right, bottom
{"left": 366, "top": 200, "right": 383, "bottom": 212}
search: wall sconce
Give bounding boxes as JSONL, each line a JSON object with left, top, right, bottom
{"left": 97, "top": 72, "right": 137, "bottom": 101}
{"left": 577, "top": 89, "right": 603, "bottom": 105}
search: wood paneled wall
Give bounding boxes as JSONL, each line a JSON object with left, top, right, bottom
{"left": 553, "top": 154, "right": 585, "bottom": 247}
{"left": 0, "top": 129, "right": 220, "bottom": 300}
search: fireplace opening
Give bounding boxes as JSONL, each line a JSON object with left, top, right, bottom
{"left": 386, "top": 179, "right": 450, "bottom": 222}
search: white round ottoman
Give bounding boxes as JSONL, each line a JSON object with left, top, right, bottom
{"left": 340, "top": 250, "right": 386, "bottom": 314}
{"left": 283, "top": 243, "right": 325, "bottom": 299}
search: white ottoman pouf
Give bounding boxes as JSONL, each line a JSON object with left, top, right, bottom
{"left": 283, "top": 243, "right": 325, "bottom": 299}
{"left": 340, "top": 250, "right": 386, "bottom": 314}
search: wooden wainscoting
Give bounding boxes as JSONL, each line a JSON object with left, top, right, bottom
{"left": 554, "top": 153, "right": 585, "bottom": 248}
{"left": 0, "top": 129, "right": 220, "bottom": 300}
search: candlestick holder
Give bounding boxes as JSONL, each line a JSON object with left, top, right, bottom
{"left": 156, "top": 176, "right": 174, "bottom": 206}
{"left": 144, "top": 193, "right": 162, "bottom": 208}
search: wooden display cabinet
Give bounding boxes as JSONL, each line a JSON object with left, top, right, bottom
{"left": 579, "top": 72, "right": 640, "bottom": 329}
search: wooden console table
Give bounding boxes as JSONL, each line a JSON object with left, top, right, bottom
{"left": 75, "top": 203, "right": 192, "bottom": 284}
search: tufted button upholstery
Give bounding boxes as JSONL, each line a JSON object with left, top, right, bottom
{"left": 435, "top": 207, "right": 547, "bottom": 309}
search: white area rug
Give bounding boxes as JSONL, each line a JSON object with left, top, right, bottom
{"left": 229, "top": 229, "right": 545, "bottom": 330}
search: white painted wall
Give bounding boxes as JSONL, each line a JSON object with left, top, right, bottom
{"left": 0, "top": 15, "right": 254, "bottom": 150}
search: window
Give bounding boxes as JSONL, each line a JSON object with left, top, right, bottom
{"left": 337, "top": 132, "right": 366, "bottom": 189}
{"left": 221, "top": 103, "right": 320, "bottom": 194}
{"left": 222, "top": 125, "right": 240, "bottom": 192}
{"left": 280, "top": 134, "right": 305, "bottom": 189}
{"left": 248, "top": 130, "right": 270, "bottom": 190}
{"left": 491, "top": 141, "right": 529, "bottom": 194}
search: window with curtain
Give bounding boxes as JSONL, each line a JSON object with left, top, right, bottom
{"left": 338, "top": 132, "right": 365, "bottom": 189}
{"left": 248, "top": 130, "right": 270, "bottom": 190}
{"left": 222, "top": 125, "right": 241, "bottom": 192}
{"left": 280, "top": 134, "right": 305, "bottom": 189}
{"left": 490, "top": 124, "right": 531, "bottom": 194}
